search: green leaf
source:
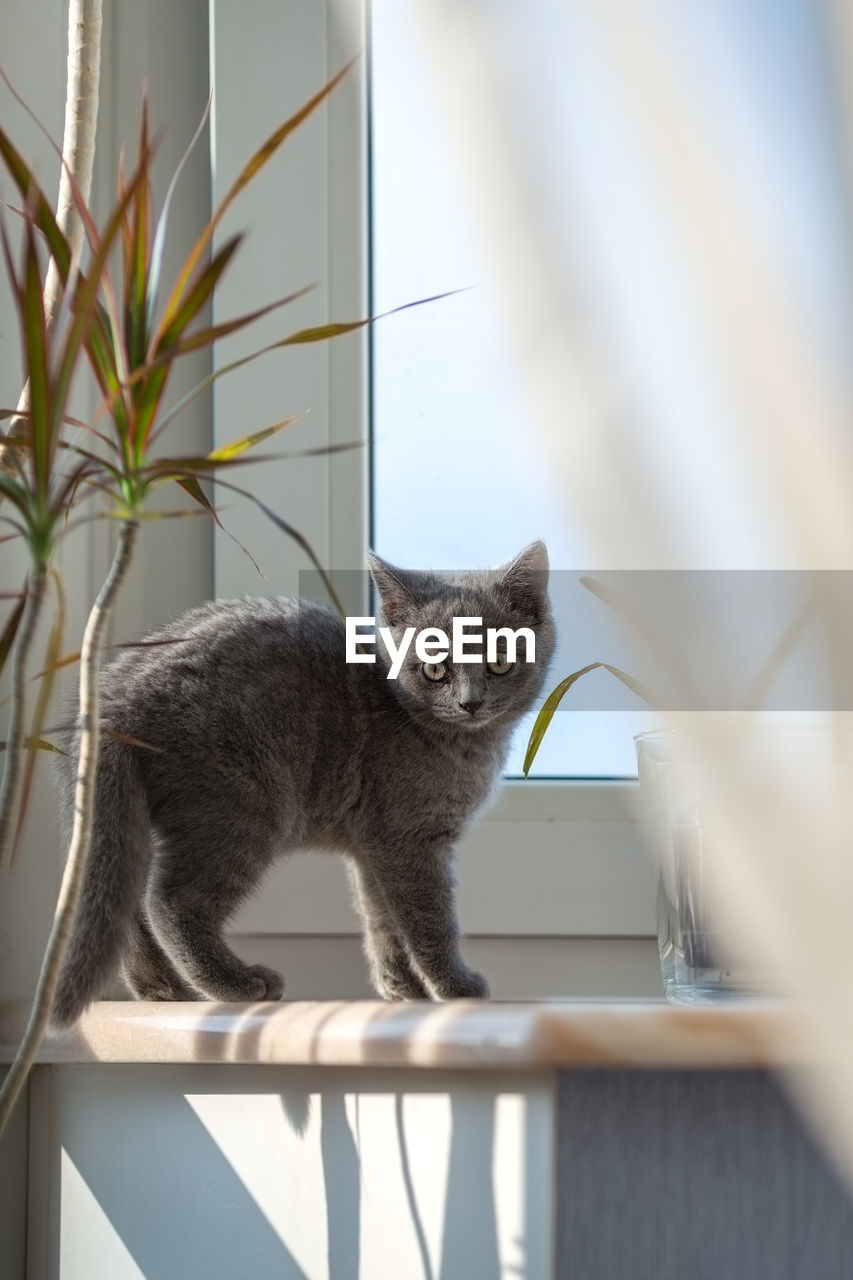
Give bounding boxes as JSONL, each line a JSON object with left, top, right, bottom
{"left": 0, "top": 737, "right": 63, "bottom": 755}
{"left": 155, "top": 234, "right": 243, "bottom": 352}
{"left": 172, "top": 474, "right": 262, "bottom": 574}
{"left": 173, "top": 473, "right": 216, "bottom": 517}
{"left": 147, "top": 91, "right": 213, "bottom": 334}
{"left": 0, "top": 591, "right": 26, "bottom": 676}
{"left": 150, "top": 291, "right": 454, "bottom": 441}
{"left": 53, "top": 162, "right": 154, "bottom": 459}
{"left": 119, "top": 506, "right": 208, "bottom": 522}
{"left": 206, "top": 412, "right": 304, "bottom": 462}
{"left": 157, "top": 59, "right": 356, "bottom": 333}
{"left": 522, "top": 661, "right": 664, "bottom": 777}
{"left": 130, "top": 235, "right": 246, "bottom": 455}
{"left": 144, "top": 437, "right": 363, "bottom": 486}
{"left": 0, "top": 115, "right": 71, "bottom": 277}
{"left": 114, "top": 283, "right": 314, "bottom": 456}
{"left": 0, "top": 69, "right": 134, "bottom": 429}
{"left": 142, "top": 283, "right": 313, "bottom": 393}
{"left": 20, "top": 221, "right": 51, "bottom": 475}
{"left": 0, "top": 473, "right": 36, "bottom": 521}
{"left": 29, "top": 648, "right": 81, "bottom": 683}
{"left": 126, "top": 97, "right": 152, "bottom": 367}
{"left": 85, "top": 305, "right": 131, "bottom": 441}
{"left": 203, "top": 473, "right": 347, "bottom": 617}
{"left": 266, "top": 291, "right": 465, "bottom": 353}
{"left": 101, "top": 726, "right": 166, "bottom": 754}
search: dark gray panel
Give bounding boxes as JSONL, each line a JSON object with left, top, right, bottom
{"left": 557, "top": 1070, "right": 853, "bottom": 1280}
{"left": 0, "top": 1070, "right": 27, "bottom": 1278}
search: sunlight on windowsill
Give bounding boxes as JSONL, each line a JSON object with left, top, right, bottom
{"left": 0, "top": 998, "right": 808, "bottom": 1071}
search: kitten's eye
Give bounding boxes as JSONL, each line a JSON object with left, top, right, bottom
{"left": 422, "top": 661, "right": 449, "bottom": 683}
{"left": 488, "top": 657, "right": 514, "bottom": 676}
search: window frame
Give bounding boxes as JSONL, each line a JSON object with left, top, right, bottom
{"left": 209, "top": 0, "right": 655, "bottom": 941}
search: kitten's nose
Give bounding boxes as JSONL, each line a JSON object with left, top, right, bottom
{"left": 459, "top": 699, "right": 483, "bottom": 716}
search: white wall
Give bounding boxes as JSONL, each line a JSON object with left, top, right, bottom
{"left": 231, "top": 935, "right": 662, "bottom": 1000}
{"left": 0, "top": 0, "right": 214, "bottom": 1000}
{"left": 32, "top": 1063, "right": 554, "bottom": 1280}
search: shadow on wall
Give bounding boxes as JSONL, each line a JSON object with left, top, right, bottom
{"left": 54, "top": 1067, "right": 545, "bottom": 1279}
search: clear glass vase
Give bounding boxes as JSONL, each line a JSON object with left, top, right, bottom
{"left": 636, "top": 729, "right": 779, "bottom": 1003}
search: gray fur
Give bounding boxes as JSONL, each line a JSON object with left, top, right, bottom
{"left": 51, "top": 542, "right": 554, "bottom": 1026}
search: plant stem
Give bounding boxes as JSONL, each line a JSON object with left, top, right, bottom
{"left": 1, "top": 0, "right": 103, "bottom": 474}
{"left": 0, "top": 519, "right": 137, "bottom": 1139}
{"left": 49, "top": 0, "right": 104, "bottom": 288}
{"left": 0, "top": 570, "right": 48, "bottom": 869}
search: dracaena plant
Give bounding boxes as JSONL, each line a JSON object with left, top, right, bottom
{"left": 0, "top": 63, "right": 366, "bottom": 1136}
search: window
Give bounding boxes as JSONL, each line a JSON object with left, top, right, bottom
{"left": 369, "top": 0, "right": 850, "bottom": 779}
{"left": 205, "top": 0, "right": 652, "bottom": 947}
{"left": 370, "top": 2, "right": 658, "bottom": 779}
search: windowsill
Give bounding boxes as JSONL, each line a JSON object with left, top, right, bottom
{"left": 0, "top": 999, "right": 808, "bottom": 1070}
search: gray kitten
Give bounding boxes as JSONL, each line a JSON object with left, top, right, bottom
{"left": 51, "top": 541, "right": 553, "bottom": 1027}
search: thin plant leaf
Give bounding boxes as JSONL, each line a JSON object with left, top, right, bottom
{"left": 0, "top": 591, "right": 26, "bottom": 676}
{"left": 1, "top": 634, "right": 197, "bottom": 711}
{"left": 52, "top": 157, "right": 155, "bottom": 447}
{"left": 0, "top": 474, "right": 37, "bottom": 519}
{"left": 23, "top": 649, "right": 81, "bottom": 690}
{"left": 172, "top": 474, "right": 262, "bottom": 575}
{"left": 0, "top": 110, "right": 71, "bottom": 276}
{"left": 207, "top": 412, "right": 305, "bottom": 462}
{"left": 92, "top": 285, "right": 314, "bottom": 434}
{"left": 0, "top": 68, "right": 141, "bottom": 419}
{"left": 155, "top": 233, "right": 243, "bottom": 352}
{"left": 155, "top": 59, "right": 356, "bottom": 341}
{"left": 201, "top": 472, "right": 346, "bottom": 616}
{"left": 126, "top": 97, "right": 152, "bottom": 367}
{"left": 102, "top": 726, "right": 166, "bottom": 754}
{"left": 1, "top": 409, "right": 113, "bottom": 448}
{"left": 0, "top": 737, "right": 63, "bottom": 755}
{"left": 147, "top": 90, "right": 213, "bottom": 333}
{"left": 523, "top": 661, "right": 665, "bottom": 777}
{"left": 129, "top": 236, "right": 247, "bottom": 454}
{"left": 111, "top": 506, "right": 209, "bottom": 523}
{"left": 19, "top": 216, "right": 51, "bottom": 495}
{"left": 149, "top": 291, "right": 459, "bottom": 441}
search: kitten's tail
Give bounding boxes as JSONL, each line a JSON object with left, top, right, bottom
{"left": 51, "top": 737, "right": 151, "bottom": 1029}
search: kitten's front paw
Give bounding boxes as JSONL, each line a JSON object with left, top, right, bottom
{"left": 379, "top": 970, "right": 431, "bottom": 1001}
{"left": 439, "top": 968, "right": 491, "bottom": 1000}
{"left": 132, "top": 978, "right": 201, "bottom": 1002}
{"left": 244, "top": 964, "right": 285, "bottom": 1001}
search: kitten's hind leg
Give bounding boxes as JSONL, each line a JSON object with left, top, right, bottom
{"left": 347, "top": 860, "right": 430, "bottom": 1000}
{"left": 147, "top": 827, "right": 285, "bottom": 1003}
{"left": 123, "top": 913, "right": 202, "bottom": 1002}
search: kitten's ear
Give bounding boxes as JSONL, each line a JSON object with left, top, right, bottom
{"left": 497, "top": 540, "right": 549, "bottom": 620}
{"left": 367, "top": 552, "right": 416, "bottom": 625}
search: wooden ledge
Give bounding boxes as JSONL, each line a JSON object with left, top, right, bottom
{"left": 0, "top": 998, "right": 811, "bottom": 1070}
